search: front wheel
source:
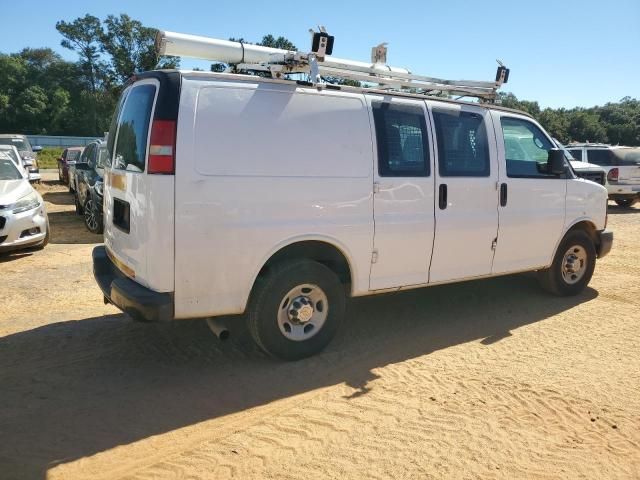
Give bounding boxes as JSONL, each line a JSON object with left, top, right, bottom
{"left": 247, "top": 259, "right": 346, "bottom": 361}
{"left": 615, "top": 197, "right": 638, "bottom": 208}
{"left": 538, "top": 230, "right": 596, "bottom": 296}
{"left": 84, "top": 198, "right": 103, "bottom": 234}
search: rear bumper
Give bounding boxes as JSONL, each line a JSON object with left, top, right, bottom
{"left": 607, "top": 184, "right": 640, "bottom": 197}
{"left": 597, "top": 229, "right": 613, "bottom": 259}
{"left": 93, "top": 246, "right": 174, "bottom": 322}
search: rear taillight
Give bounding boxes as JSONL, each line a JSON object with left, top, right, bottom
{"left": 607, "top": 168, "right": 619, "bottom": 182}
{"left": 148, "top": 120, "right": 176, "bottom": 174}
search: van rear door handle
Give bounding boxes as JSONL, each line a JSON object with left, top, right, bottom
{"left": 439, "top": 184, "right": 448, "bottom": 210}
{"left": 500, "top": 183, "right": 508, "bottom": 207}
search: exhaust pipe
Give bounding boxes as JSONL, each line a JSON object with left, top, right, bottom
{"left": 206, "top": 318, "right": 230, "bottom": 341}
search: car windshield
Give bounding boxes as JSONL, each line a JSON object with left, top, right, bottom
{"left": 0, "top": 156, "right": 22, "bottom": 180}
{"left": 0, "top": 137, "right": 32, "bottom": 152}
{"left": 0, "top": 147, "right": 21, "bottom": 165}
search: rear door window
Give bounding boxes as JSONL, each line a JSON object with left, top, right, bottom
{"left": 432, "top": 109, "right": 490, "bottom": 177}
{"left": 568, "top": 149, "right": 582, "bottom": 161}
{"left": 612, "top": 148, "right": 640, "bottom": 166}
{"left": 113, "top": 84, "right": 156, "bottom": 172}
{"left": 586, "top": 149, "right": 613, "bottom": 166}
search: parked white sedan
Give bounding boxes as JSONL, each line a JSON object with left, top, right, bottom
{"left": 0, "top": 152, "right": 49, "bottom": 252}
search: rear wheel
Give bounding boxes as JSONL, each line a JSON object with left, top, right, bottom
{"left": 538, "top": 230, "right": 596, "bottom": 296}
{"left": 84, "top": 198, "right": 103, "bottom": 234}
{"left": 614, "top": 197, "right": 638, "bottom": 208}
{"left": 247, "top": 259, "right": 345, "bottom": 360}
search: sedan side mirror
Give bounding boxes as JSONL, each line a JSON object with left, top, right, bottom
{"left": 547, "top": 148, "right": 566, "bottom": 175}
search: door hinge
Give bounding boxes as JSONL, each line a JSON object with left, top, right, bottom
{"left": 373, "top": 182, "right": 380, "bottom": 194}
{"left": 491, "top": 238, "right": 497, "bottom": 250}
{"left": 371, "top": 249, "right": 379, "bottom": 264}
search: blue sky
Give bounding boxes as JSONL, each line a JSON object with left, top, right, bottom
{"left": 1, "top": 0, "right": 638, "bottom": 109}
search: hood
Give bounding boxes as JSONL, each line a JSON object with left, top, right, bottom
{"left": 0, "top": 179, "right": 34, "bottom": 206}
{"left": 570, "top": 160, "right": 605, "bottom": 172}
{"left": 19, "top": 150, "right": 36, "bottom": 160}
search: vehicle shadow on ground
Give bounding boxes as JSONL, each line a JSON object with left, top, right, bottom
{"left": 0, "top": 274, "right": 598, "bottom": 479}
{"left": 607, "top": 204, "right": 639, "bottom": 215}
{"left": 42, "top": 190, "right": 74, "bottom": 206}
{"left": 47, "top": 210, "right": 102, "bottom": 245}
{"left": 0, "top": 251, "right": 34, "bottom": 263}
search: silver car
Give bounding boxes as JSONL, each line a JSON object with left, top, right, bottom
{"left": 0, "top": 152, "right": 49, "bottom": 252}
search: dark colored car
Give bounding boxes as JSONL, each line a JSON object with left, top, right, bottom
{"left": 57, "top": 147, "right": 84, "bottom": 185}
{"left": 74, "top": 140, "right": 107, "bottom": 234}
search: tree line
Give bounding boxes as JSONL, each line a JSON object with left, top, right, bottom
{"left": 498, "top": 93, "right": 640, "bottom": 146}
{"left": 0, "top": 13, "right": 638, "bottom": 146}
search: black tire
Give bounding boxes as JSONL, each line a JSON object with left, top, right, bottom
{"left": 74, "top": 194, "right": 83, "bottom": 215}
{"left": 538, "top": 230, "right": 596, "bottom": 296}
{"left": 615, "top": 197, "right": 638, "bottom": 208}
{"left": 247, "top": 259, "right": 346, "bottom": 361}
{"left": 84, "top": 198, "right": 103, "bottom": 234}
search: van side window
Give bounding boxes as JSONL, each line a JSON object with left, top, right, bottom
{"left": 113, "top": 84, "right": 156, "bottom": 172}
{"left": 501, "top": 117, "right": 556, "bottom": 178}
{"left": 372, "top": 102, "right": 430, "bottom": 177}
{"left": 432, "top": 109, "right": 490, "bottom": 177}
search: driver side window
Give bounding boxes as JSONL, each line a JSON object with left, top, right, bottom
{"left": 501, "top": 117, "right": 557, "bottom": 178}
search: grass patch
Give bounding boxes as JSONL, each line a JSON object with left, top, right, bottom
{"left": 37, "top": 147, "right": 63, "bottom": 169}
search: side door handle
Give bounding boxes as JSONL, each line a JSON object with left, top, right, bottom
{"left": 439, "top": 184, "right": 448, "bottom": 210}
{"left": 500, "top": 183, "right": 508, "bottom": 207}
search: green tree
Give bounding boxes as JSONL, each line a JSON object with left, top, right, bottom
{"left": 55, "top": 14, "right": 108, "bottom": 133}
{"left": 101, "top": 14, "right": 179, "bottom": 84}
{"left": 258, "top": 35, "right": 297, "bottom": 51}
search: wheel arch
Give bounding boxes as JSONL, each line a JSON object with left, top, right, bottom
{"left": 245, "top": 236, "right": 356, "bottom": 310}
{"left": 550, "top": 219, "right": 600, "bottom": 265}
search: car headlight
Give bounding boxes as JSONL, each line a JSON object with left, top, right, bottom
{"left": 12, "top": 191, "right": 41, "bottom": 214}
{"left": 94, "top": 180, "right": 104, "bottom": 196}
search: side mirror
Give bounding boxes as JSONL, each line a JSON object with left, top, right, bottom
{"left": 32, "top": 146, "right": 43, "bottom": 153}
{"left": 547, "top": 148, "right": 566, "bottom": 175}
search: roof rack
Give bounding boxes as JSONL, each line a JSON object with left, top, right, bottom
{"left": 156, "top": 28, "right": 509, "bottom": 103}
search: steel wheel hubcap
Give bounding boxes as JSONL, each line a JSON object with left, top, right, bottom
{"left": 85, "top": 200, "right": 98, "bottom": 230}
{"left": 277, "top": 284, "right": 328, "bottom": 341}
{"left": 561, "top": 245, "right": 588, "bottom": 284}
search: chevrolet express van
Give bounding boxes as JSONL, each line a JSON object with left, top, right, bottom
{"left": 93, "top": 70, "right": 613, "bottom": 360}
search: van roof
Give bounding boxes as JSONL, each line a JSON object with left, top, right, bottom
{"left": 143, "top": 69, "right": 534, "bottom": 119}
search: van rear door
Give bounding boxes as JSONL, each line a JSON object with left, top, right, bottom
{"left": 104, "top": 73, "right": 177, "bottom": 293}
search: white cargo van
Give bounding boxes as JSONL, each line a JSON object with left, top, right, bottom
{"left": 93, "top": 68, "right": 612, "bottom": 360}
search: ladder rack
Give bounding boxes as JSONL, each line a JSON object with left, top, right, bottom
{"left": 156, "top": 29, "right": 509, "bottom": 103}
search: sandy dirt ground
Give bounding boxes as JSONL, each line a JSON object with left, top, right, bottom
{"left": 1, "top": 173, "right": 639, "bottom": 480}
